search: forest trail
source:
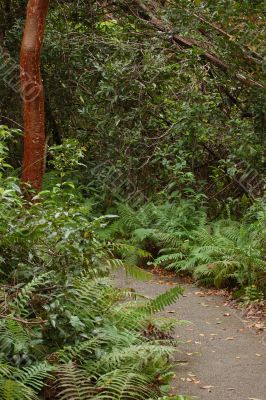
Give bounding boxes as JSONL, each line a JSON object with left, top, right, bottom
{"left": 114, "top": 271, "right": 266, "bottom": 400}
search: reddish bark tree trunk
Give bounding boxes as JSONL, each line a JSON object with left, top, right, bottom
{"left": 20, "top": 0, "right": 49, "bottom": 192}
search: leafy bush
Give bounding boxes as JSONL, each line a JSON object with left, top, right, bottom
{"left": 0, "top": 128, "right": 186, "bottom": 399}
{"left": 0, "top": 131, "right": 121, "bottom": 282}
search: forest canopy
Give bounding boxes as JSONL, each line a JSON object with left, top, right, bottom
{"left": 0, "top": 0, "right": 265, "bottom": 207}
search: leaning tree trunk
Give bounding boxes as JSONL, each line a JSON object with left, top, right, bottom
{"left": 20, "top": 0, "right": 49, "bottom": 192}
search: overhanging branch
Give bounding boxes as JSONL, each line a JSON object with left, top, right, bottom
{"left": 125, "top": 0, "right": 264, "bottom": 89}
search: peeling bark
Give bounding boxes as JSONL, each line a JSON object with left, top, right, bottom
{"left": 20, "top": 0, "right": 49, "bottom": 192}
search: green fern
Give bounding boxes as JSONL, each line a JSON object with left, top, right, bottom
{"left": 10, "top": 273, "right": 52, "bottom": 317}
{"left": 0, "top": 362, "right": 53, "bottom": 400}
{"left": 112, "top": 285, "right": 183, "bottom": 330}
{"left": 0, "top": 265, "right": 184, "bottom": 399}
{"left": 56, "top": 362, "right": 93, "bottom": 400}
{"left": 189, "top": 220, "right": 266, "bottom": 290}
{"left": 13, "top": 362, "right": 55, "bottom": 392}
{"left": 92, "top": 369, "right": 156, "bottom": 400}
{"left": 0, "top": 319, "right": 30, "bottom": 359}
{"left": 0, "top": 377, "right": 38, "bottom": 400}
{"left": 88, "top": 344, "right": 174, "bottom": 374}
{"left": 124, "top": 265, "right": 153, "bottom": 281}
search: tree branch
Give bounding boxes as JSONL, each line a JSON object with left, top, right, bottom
{"left": 126, "top": 0, "right": 264, "bottom": 89}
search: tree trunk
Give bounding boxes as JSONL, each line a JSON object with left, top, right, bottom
{"left": 20, "top": 0, "right": 49, "bottom": 192}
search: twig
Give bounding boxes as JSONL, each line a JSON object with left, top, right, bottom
{"left": 0, "top": 314, "right": 48, "bottom": 325}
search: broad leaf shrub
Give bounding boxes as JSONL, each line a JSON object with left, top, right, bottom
{"left": 0, "top": 129, "right": 186, "bottom": 399}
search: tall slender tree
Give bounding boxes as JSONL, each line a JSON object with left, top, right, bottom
{"left": 20, "top": 0, "right": 49, "bottom": 192}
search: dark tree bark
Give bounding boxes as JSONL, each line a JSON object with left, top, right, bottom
{"left": 20, "top": 0, "right": 49, "bottom": 192}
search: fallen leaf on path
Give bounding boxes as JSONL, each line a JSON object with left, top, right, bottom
{"left": 186, "top": 374, "right": 200, "bottom": 384}
{"left": 225, "top": 336, "right": 235, "bottom": 340}
{"left": 255, "top": 353, "right": 262, "bottom": 357}
{"left": 224, "top": 312, "right": 231, "bottom": 316}
{"left": 195, "top": 291, "right": 205, "bottom": 297}
{"left": 255, "top": 323, "right": 264, "bottom": 330}
{"left": 200, "top": 385, "right": 214, "bottom": 391}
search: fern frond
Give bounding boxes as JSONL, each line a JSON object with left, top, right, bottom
{"left": 10, "top": 273, "right": 52, "bottom": 317}
{"left": 124, "top": 265, "right": 152, "bottom": 281}
{"left": 92, "top": 369, "right": 156, "bottom": 400}
{"left": 14, "top": 362, "right": 55, "bottom": 392}
{"left": 58, "top": 338, "right": 103, "bottom": 363}
{"left": 0, "top": 319, "right": 30, "bottom": 356}
{"left": 147, "top": 286, "right": 183, "bottom": 313}
{"left": 113, "top": 285, "right": 183, "bottom": 330}
{"left": 90, "top": 344, "right": 174, "bottom": 373}
{"left": 57, "top": 362, "right": 94, "bottom": 400}
{"left": 0, "top": 377, "right": 38, "bottom": 400}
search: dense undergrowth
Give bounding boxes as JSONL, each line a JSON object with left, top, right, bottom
{"left": 0, "top": 127, "right": 189, "bottom": 400}
{"left": 1, "top": 1, "right": 265, "bottom": 398}
{"left": 106, "top": 199, "right": 266, "bottom": 300}
{"left": 1, "top": 119, "right": 265, "bottom": 400}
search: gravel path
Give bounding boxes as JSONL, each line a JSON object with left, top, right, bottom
{"left": 114, "top": 271, "right": 266, "bottom": 400}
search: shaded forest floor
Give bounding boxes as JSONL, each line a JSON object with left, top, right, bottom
{"left": 114, "top": 271, "right": 266, "bottom": 400}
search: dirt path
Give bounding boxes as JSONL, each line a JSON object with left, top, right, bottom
{"left": 114, "top": 271, "right": 266, "bottom": 400}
